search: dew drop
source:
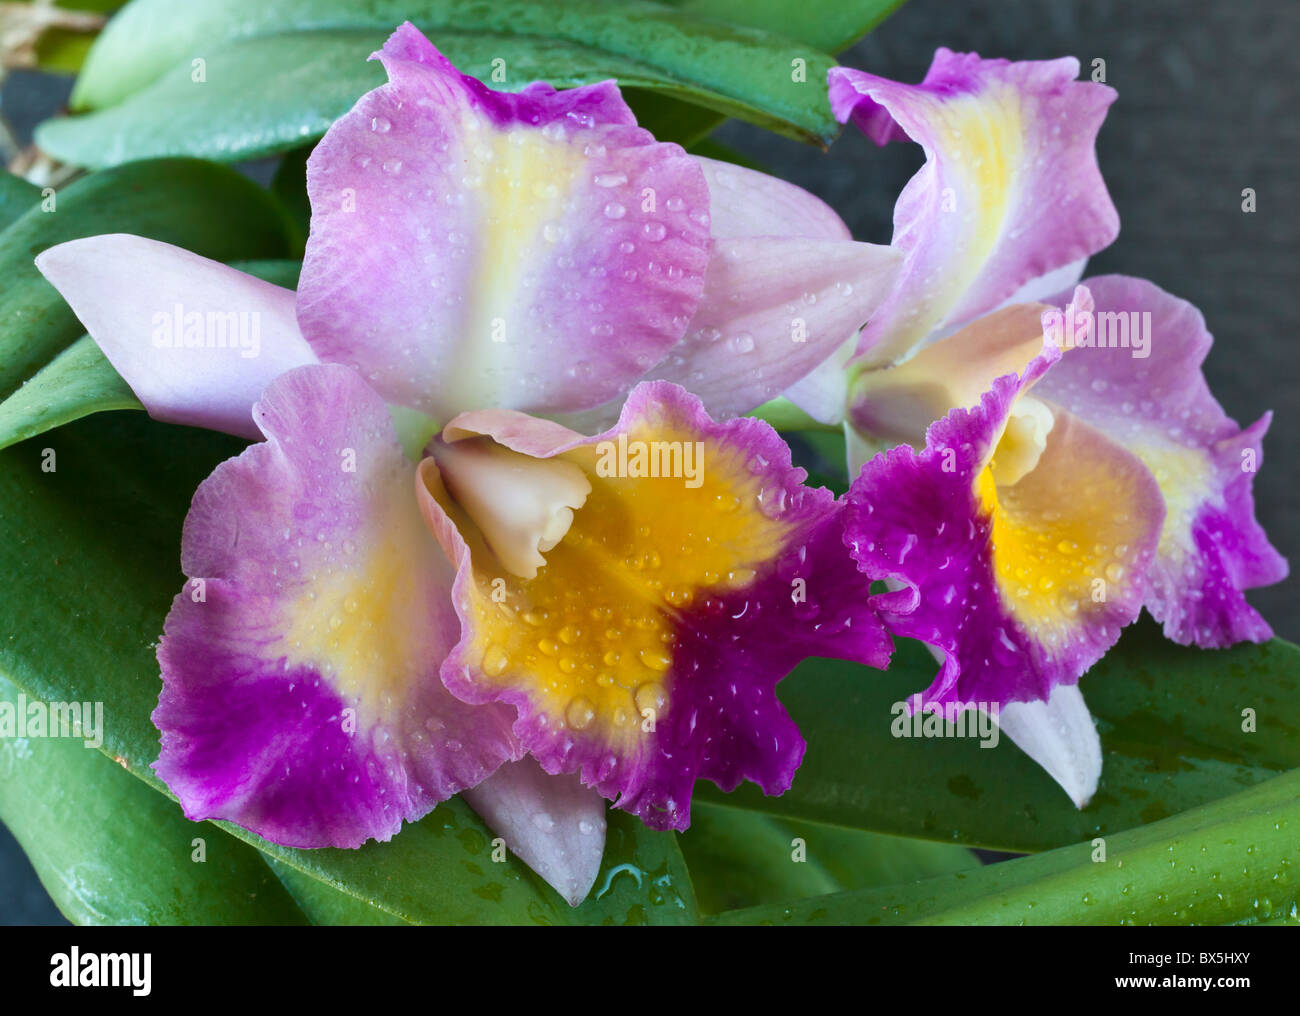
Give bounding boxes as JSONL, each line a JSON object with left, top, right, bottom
{"left": 482, "top": 645, "right": 510, "bottom": 677}
{"left": 566, "top": 697, "right": 596, "bottom": 730}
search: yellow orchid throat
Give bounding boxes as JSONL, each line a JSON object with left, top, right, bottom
{"left": 976, "top": 410, "right": 1150, "bottom": 646}
{"left": 425, "top": 415, "right": 795, "bottom": 751}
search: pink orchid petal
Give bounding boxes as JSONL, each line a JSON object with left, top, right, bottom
{"left": 646, "top": 236, "right": 902, "bottom": 419}
{"left": 554, "top": 236, "right": 901, "bottom": 430}
{"left": 1036, "top": 275, "right": 1288, "bottom": 646}
{"left": 297, "top": 23, "right": 711, "bottom": 419}
{"left": 155, "top": 364, "right": 519, "bottom": 848}
{"left": 846, "top": 337, "right": 1164, "bottom": 711}
{"left": 830, "top": 50, "right": 1119, "bottom": 367}
{"left": 693, "top": 155, "right": 850, "bottom": 240}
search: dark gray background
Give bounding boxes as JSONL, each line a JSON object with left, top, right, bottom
{"left": 2, "top": 0, "right": 1296, "bottom": 924}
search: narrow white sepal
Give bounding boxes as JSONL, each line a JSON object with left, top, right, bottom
{"left": 34, "top": 234, "right": 316, "bottom": 438}
{"left": 462, "top": 757, "right": 606, "bottom": 907}
{"left": 996, "top": 683, "right": 1102, "bottom": 808}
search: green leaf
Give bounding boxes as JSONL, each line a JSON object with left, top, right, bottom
{"left": 0, "top": 408, "right": 696, "bottom": 923}
{"left": 229, "top": 799, "right": 572, "bottom": 925}
{"left": 0, "top": 336, "right": 142, "bottom": 452}
{"left": 713, "top": 766, "right": 1300, "bottom": 925}
{"left": 622, "top": 90, "right": 729, "bottom": 148}
{"left": 663, "top": 0, "right": 907, "bottom": 51}
{"left": 3, "top": 2, "right": 116, "bottom": 75}
{"left": 230, "top": 257, "right": 304, "bottom": 290}
{"left": 45, "top": 0, "right": 842, "bottom": 168}
{"left": 0, "top": 415, "right": 249, "bottom": 779}
{"left": 679, "top": 801, "right": 975, "bottom": 914}
{"left": 227, "top": 798, "right": 698, "bottom": 925}
{"left": 0, "top": 674, "right": 307, "bottom": 925}
{"left": 32, "top": 30, "right": 98, "bottom": 75}
{"left": 697, "top": 620, "right": 1300, "bottom": 852}
{"left": 264, "top": 857, "right": 410, "bottom": 925}
{"left": 52, "top": 0, "right": 122, "bottom": 10}
{"left": 0, "top": 158, "right": 295, "bottom": 407}
{"left": 782, "top": 427, "right": 850, "bottom": 495}
{"left": 629, "top": 0, "right": 907, "bottom": 144}
{"left": 572, "top": 809, "right": 698, "bottom": 925}
{"left": 0, "top": 172, "right": 41, "bottom": 231}
{"left": 270, "top": 146, "right": 313, "bottom": 256}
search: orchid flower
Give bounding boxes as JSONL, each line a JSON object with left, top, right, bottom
{"left": 34, "top": 24, "right": 902, "bottom": 905}
{"left": 779, "top": 50, "right": 1287, "bottom": 805}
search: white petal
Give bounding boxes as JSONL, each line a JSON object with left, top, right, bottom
{"left": 35, "top": 234, "right": 315, "bottom": 438}
{"left": 462, "top": 757, "right": 606, "bottom": 907}
{"left": 693, "top": 155, "right": 850, "bottom": 241}
{"left": 996, "top": 683, "right": 1102, "bottom": 808}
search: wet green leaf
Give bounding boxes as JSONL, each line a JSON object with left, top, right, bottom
{"left": 44, "top": 0, "right": 845, "bottom": 167}
{"left": 680, "top": 801, "right": 975, "bottom": 914}
{"left": 714, "top": 766, "right": 1300, "bottom": 925}
{"left": 698, "top": 622, "right": 1300, "bottom": 852}
{"left": 0, "top": 674, "right": 307, "bottom": 925}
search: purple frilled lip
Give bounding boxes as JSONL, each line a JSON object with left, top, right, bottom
{"left": 843, "top": 280, "right": 1286, "bottom": 716}
{"left": 152, "top": 363, "right": 893, "bottom": 869}
{"left": 418, "top": 381, "right": 893, "bottom": 830}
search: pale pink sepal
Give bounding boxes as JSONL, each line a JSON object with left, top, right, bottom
{"left": 35, "top": 234, "right": 315, "bottom": 438}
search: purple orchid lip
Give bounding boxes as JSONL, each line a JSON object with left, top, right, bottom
{"left": 845, "top": 307, "right": 1164, "bottom": 714}
{"left": 841, "top": 276, "right": 1287, "bottom": 805}
{"left": 418, "top": 381, "right": 893, "bottom": 832}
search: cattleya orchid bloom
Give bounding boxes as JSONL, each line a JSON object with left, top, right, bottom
{"left": 34, "top": 24, "right": 903, "bottom": 905}
{"left": 781, "top": 50, "right": 1286, "bottom": 805}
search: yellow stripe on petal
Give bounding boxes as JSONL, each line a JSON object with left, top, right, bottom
{"left": 459, "top": 415, "right": 792, "bottom": 750}
{"left": 1127, "top": 439, "right": 1213, "bottom": 567}
{"left": 282, "top": 487, "right": 450, "bottom": 728}
{"left": 978, "top": 411, "right": 1155, "bottom": 646}
{"left": 449, "top": 117, "right": 588, "bottom": 386}
{"left": 928, "top": 86, "right": 1025, "bottom": 314}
